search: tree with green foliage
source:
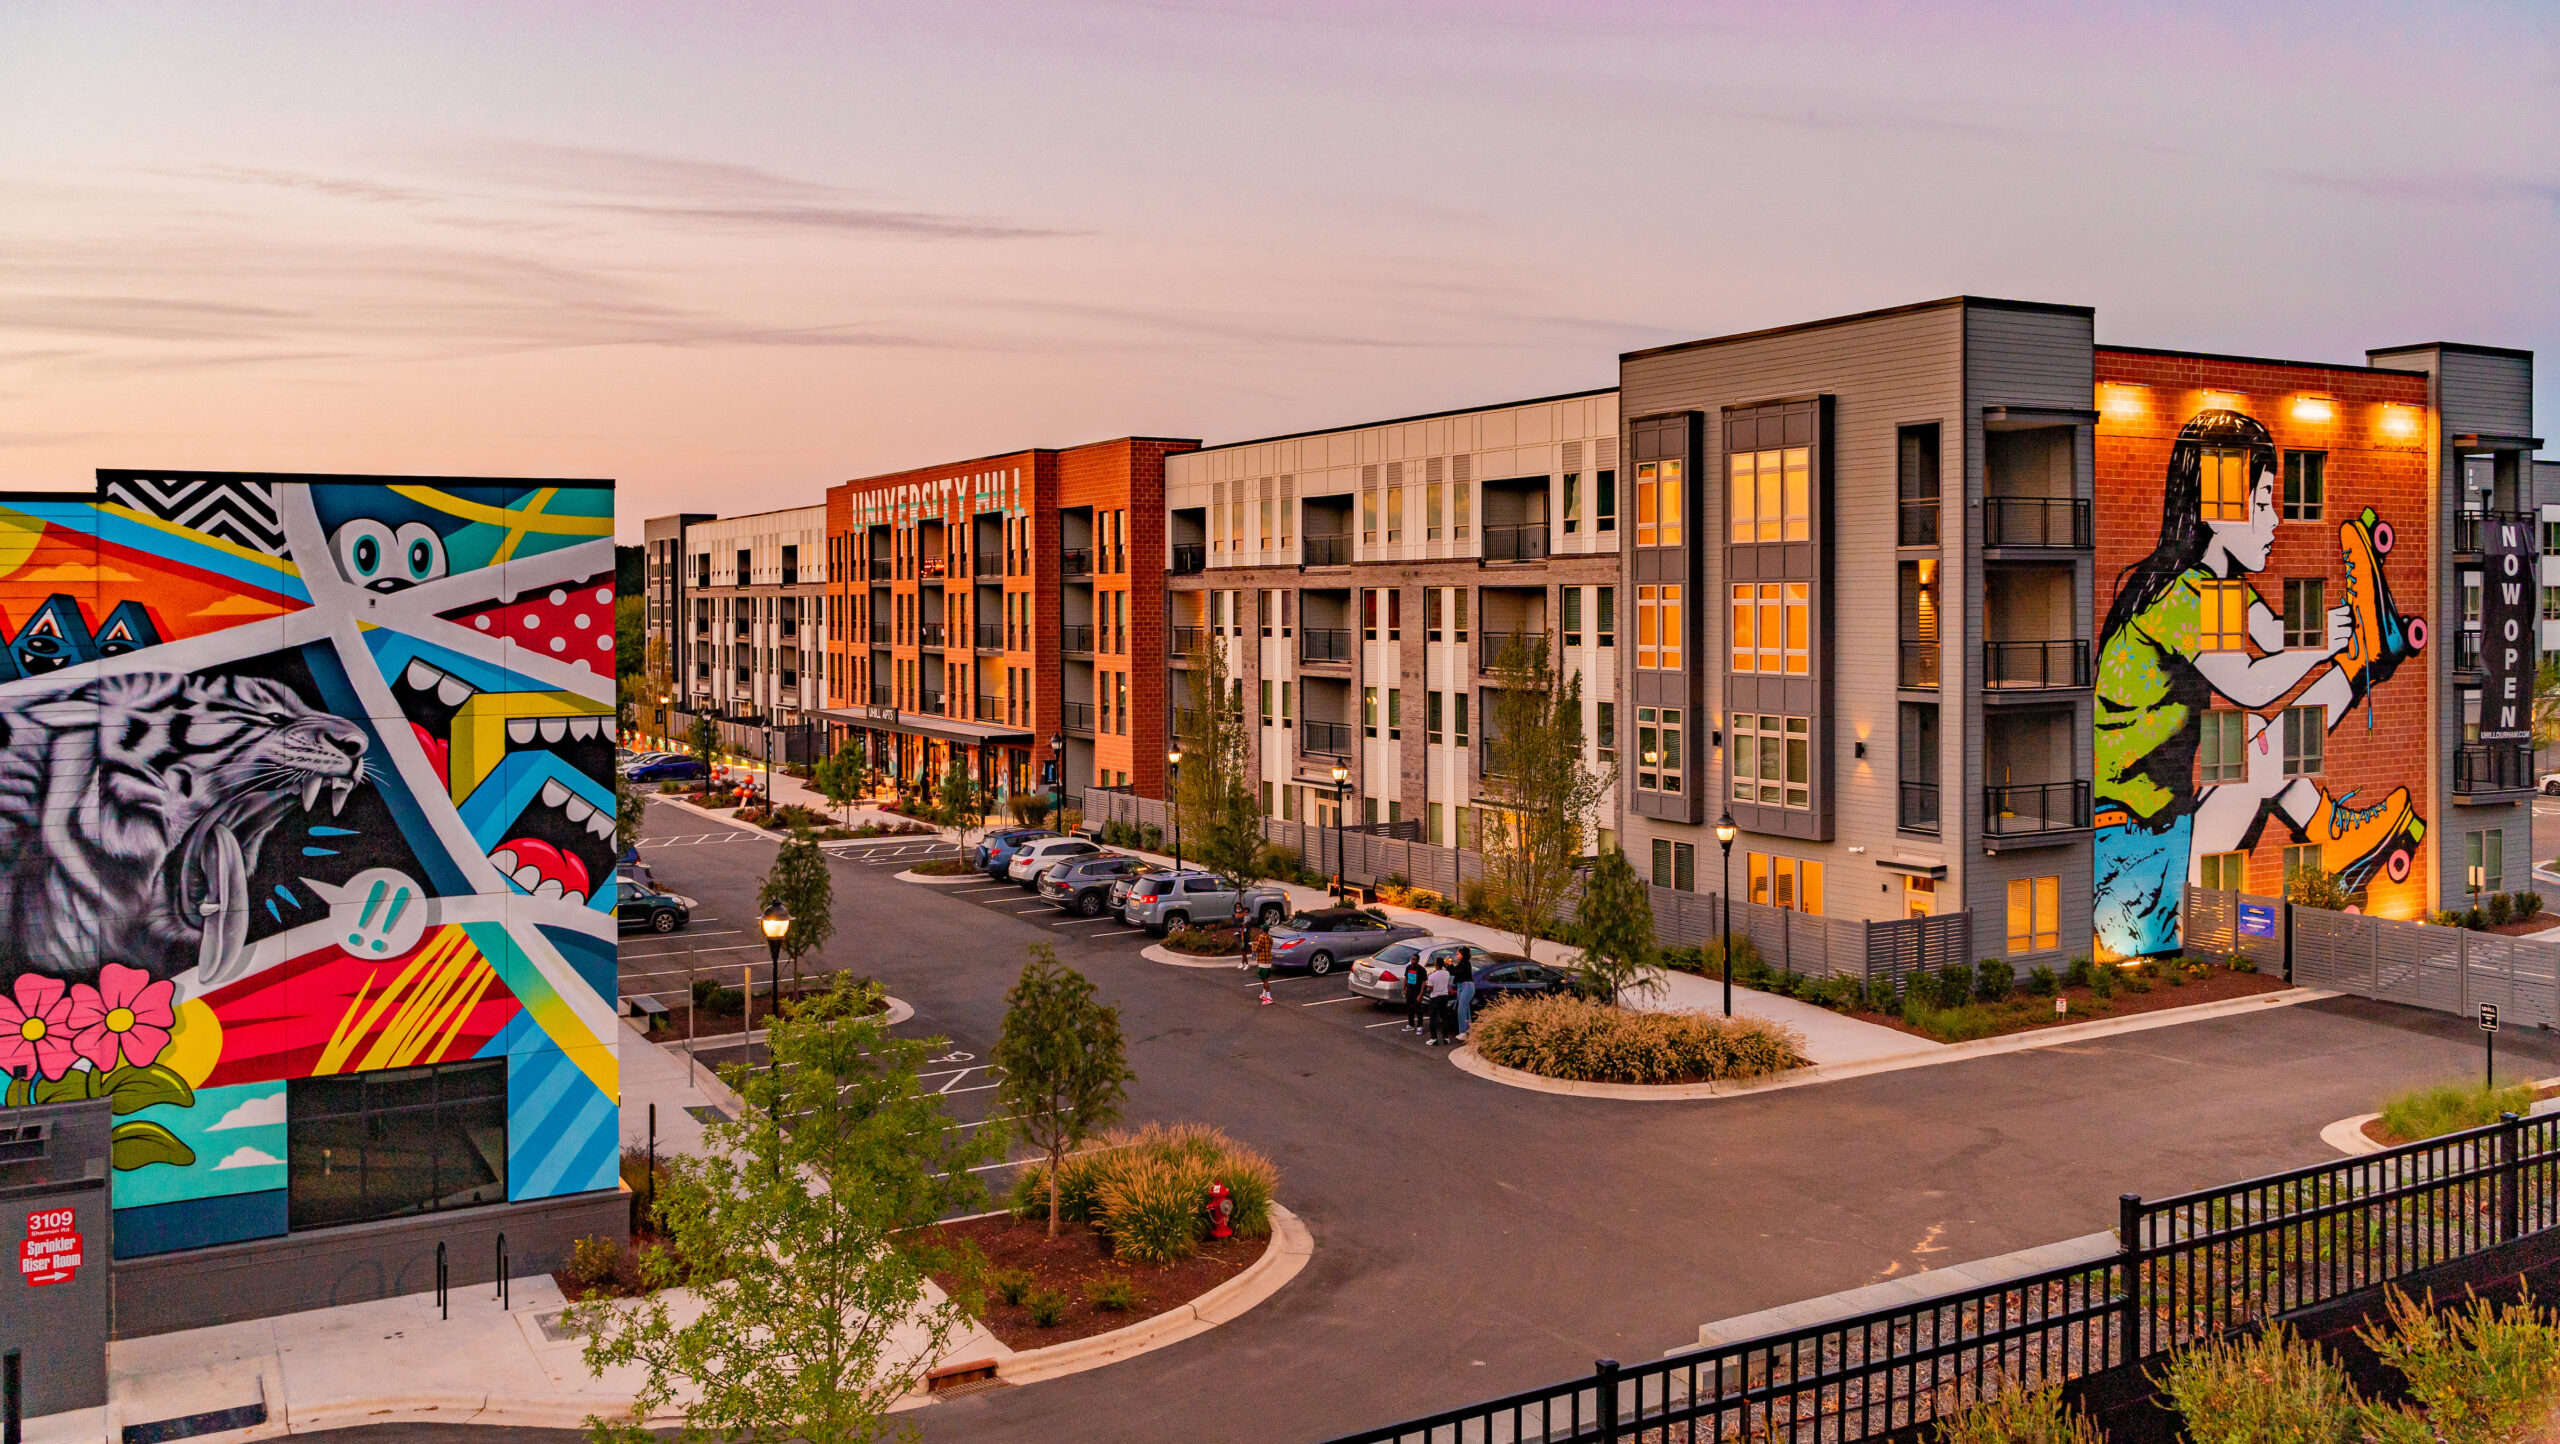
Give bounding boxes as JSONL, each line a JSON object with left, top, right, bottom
{"left": 935, "top": 755, "right": 988, "bottom": 853}
{"left": 1481, "top": 632, "right": 1615, "bottom": 955}
{"left": 2287, "top": 862, "right": 2354, "bottom": 912}
{"left": 1572, "top": 847, "right": 1661, "bottom": 1004}
{"left": 992, "top": 944, "right": 1133, "bottom": 1238}
{"left": 810, "top": 747, "right": 864, "bottom": 825}
{"left": 687, "top": 714, "right": 719, "bottom": 779}
{"left": 1172, "top": 631, "right": 1265, "bottom": 902}
{"left": 615, "top": 592, "right": 646, "bottom": 690}
{"left": 569, "top": 977, "right": 996, "bottom": 1444}
{"left": 758, "top": 829, "right": 835, "bottom": 994}
{"left": 614, "top": 769, "right": 646, "bottom": 855}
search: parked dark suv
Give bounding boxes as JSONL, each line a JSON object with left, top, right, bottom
{"left": 1039, "top": 855, "right": 1160, "bottom": 916}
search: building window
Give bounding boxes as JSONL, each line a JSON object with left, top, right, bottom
{"left": 1280, "top": 681, "right": 1292, "bottom": 726}
{"left": 1386, "top": 483, "right": 1403, "bottom": 544}
{"left": 1453, "top": 476, "right": 1470, "bottom": 539}
{"left": 1363, "top": 589, "right": 1378, "bottom": 642}
{"left": 1596, "top": 700, "right": 1615, "bottom": 765}
{"left": 1731, "top": 583, "right": 1809, "bottom": 675}
{"left": 1365, "top": 687, "right": 1379, "bottom": 738}
{"left": 1562, "top": 472, "right": 1580, "bottom": 534}
{"left": 1746, "top": 852, "right": 1824, "bottom": 914}
{"left": 1428, "top": 803, "right": 1444, "bottom": 845}
{"left": 2284, "top": 843, "right": 2320, "bottom": 889}
{"left": 1454, "top": 588, "right": 1468, "bottom": 642}
{"left": 1635, "top": 706, "right": 1682, "bottom": 794}
{"left": 2198, "top": 708, "right": 2244, "bottom": 784}
{"left": 1260, "top": 680, "right": 1274, "bottom": 726}
{"left": 2466, "top": 829, "right": 2505, "bottom": 896}
{"left": 1597, "top": 586, "right": 1613, "bottom": 647}
{"left": 2544, "top": 520, "right": 2560, "bottom": 556}
{"left": 2007, "top": 877, "right": 2060, "bottom": 954}
{"left": 1634, "top": 460, "right": 1683, "bottom": 547}
{"left": 1387, "top": 589, "right": 1401, "bottom": 641}
{"left": 1427, "top": 588, "right": 1444, "bottom": 642}
{"left": 1563, "top": 587, "right": 1582, "bottom": 648}
{"left": 2281, "top": 705, "right": 2322, "bottom": 777}
{"left": 1730, "top": 713, "right": 1808, "bottom": 810}
{"left": 2282, "top": 450, "right": 2325, "bottom": 521}
{"left": 1453, "top": 692, "right": 1467, "bottom": 746}
{"left": 2200, "top": 446, "right": 2251, "bottom": 523}
{"left": 2200, "top": 851, "right": 2247, "bottom": 891}
{"left": 288, "top": 1059, "right": 509, "bottom": 1232}
{"left": 1387, "top": 688, "right": 1401, "bottom": 740}
{"left": 1428, "top": 691, "right": 1444, "bottom": 745}
{"left": 1898, "top": 425, "right": 1940, "bottom": 546}
{"left": 1596, "top": 469, "right": 1616, "bottom": 533}
{"left": 1636, "top": 585, "right": 1683, "bottom": 670}
{"left": 1729, "top": 447, "right": 1811, "bottom": 544}
{"left": 1650, "top": 838, "right": 1695, "bottom": 891}
{"left": 1899, "top": 701, "right": 1939, "bottom": 833}
{"left": 1426, "top": 484, "right": 1442, "bottom": 541}
{"left": 2283, "top": 578, "right": 2326, "bottom": 650}
{"left": 2199, "top": 580, "right": 2250, "bottom": 652}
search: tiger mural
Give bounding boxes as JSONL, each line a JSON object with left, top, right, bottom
{"left": 0, "top": 670, "right": 371, "bottom": 986}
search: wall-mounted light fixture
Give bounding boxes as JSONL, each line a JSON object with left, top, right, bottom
{"left": 2202, "top": 389, "right": 2242, "bottom": 412}
{"left": 2381, "top": 402, "right": 2421, "bottom": 441}
{"left": 1854, "top": 740, "right": 1867, "bottom": 759}
{"left": 2099, "top": 382, "right": 2145, "bottom": 420}
{"left": 2290, "top": 395, "right": 2337, "bottom": 424}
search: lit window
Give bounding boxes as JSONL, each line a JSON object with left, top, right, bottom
{"left": 2200, "top": 447, "right": 2251, "bottom": 522}
{"left": 1637, "top": 585, "right": 1660, "bottom": 669}
{"left": 1745, "top": 852, "right": 1824, "bottom": 915}
{"left": 1730, "top": 714, "right": 1808, "bottom": 810}
{"left": 2199, "top": 580, "right": 2250, "bottom": 652}
{"left": 1635, "top": 706, "right": 1681, "bottom": 794}
{"left": 2006, "top": 877, "right": 2060, "bottom": 954}
{"left": 1636, "top": 462, "right": 1660, "bottom": 547}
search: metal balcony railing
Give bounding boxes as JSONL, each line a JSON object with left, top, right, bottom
{"left": 1984, "top": 639, "right": 2091, "bottom": 690}
{"left": 1479, "top": 630, "right": 1535, "bottom": 673}
{"left": 918, "top": 690, "right": 944, "bottom": 715}
{"left": 976, "top": 693, "right": 1002, "bottom": 722}
{"left": 1062, "top": 547, "right": 1093, "bottom": 577}
{"left": 1063, "top": 623, "right": 1095, "bottom": 655}
{"left": 1899, "top": 498, "right": 1939, "bottom": 547}
{"left": 974, "top": 554, "right": 1004, "bottom": 578}
{"left": 1063, "top": 701, "right": 1096, "bottom": 734}
{"left": 1899, "top": 781, "right": 1940, "bottom": 834}
{"left": 779, "top": 566, "right": 798, "bottom": 586}
{"left": 1983, "top": 496, "right": 2092, "bottom": 549}
{"left": 1300, "top": 627, "right": 1352, "bottom": 664}
{"left": 1984, "top": 780, "right": 2091, "bottom": 837}
{"left": 868, "top": 626, "right": 891, "bottom": 645}
{"left": 975, "top": 622, "right": 1005, "bottom": 651}
{"left": 2455, "top": 742, "right": 2534, "bottom": 796}
{"left": 2456, "top": 630, "right": 2485, "bottom": 673}
{"left": 1301, "top": 719, "right": 1354, "bottom": 757}
{"left": 917, "top": 621, "right": 945, "bottom": 648}
{"left": 1171, "top": 542, "right": 1206, "bottom": 575}
{"left": 2454, "top": 510, "right": 2537, "bottom": 556}
{"left": 1171, "top": 624, "right": 1203, "bottom": 656}
{"left": 1481, "top": 522, "right": 1550, "bottom": 562}
{"left": 1899, "top": 641, "right": 1939, "bottom": 689}
{"left": 1302, "top": 534, "right": 1351, "bottom": 567}
{"left": 1169, "top": 706, "right": 1198, "bottom": 739}
{"left": 868, "top": 686, "right": 891, "bottom": 707}
{"left": 919, "top": 557, "right": 947, "bottom": 581}
{"left": 1478, "top": 735, "right": 1515, "bottom": 779}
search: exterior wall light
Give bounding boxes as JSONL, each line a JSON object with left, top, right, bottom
{"left": 2099, "top": 382, "right": 2145, "bottom": 420}
{"left": 2381, "top": 403, "right": 2421, "bottom": 441}
{"left": 2290, "top": 395, "right": 2337, "bottom": 424}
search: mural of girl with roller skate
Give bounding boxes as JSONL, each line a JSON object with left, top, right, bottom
{"left": 2092, "top": 410, "right": 2426, "bottom": 961}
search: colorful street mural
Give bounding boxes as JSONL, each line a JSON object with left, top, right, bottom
{"left": 0, "top": 472, "right": 618, "bottom": 1256}
{"left": 2093, "top": 412, "right": 2427, "bottom": 960}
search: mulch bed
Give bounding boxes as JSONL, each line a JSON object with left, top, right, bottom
{"left": 2484, "top": 914, "right": 2560, "bottom": 936}
{"left": 1845, "top": 966, "right": 2291, "bottom": 1042}
{"left": 926, "top": 1213, "right": 1261, "bottom": 1350}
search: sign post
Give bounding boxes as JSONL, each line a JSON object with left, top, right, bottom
{"left": 2482, "top": 1003, "right": 2501, "bottom": 1090}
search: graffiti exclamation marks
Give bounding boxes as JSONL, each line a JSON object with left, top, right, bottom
{"left": 351, "top": 879, "right": 388, "bottom": 949}
{"left": 377, "top": 887, "right": 414, "bottom": 952}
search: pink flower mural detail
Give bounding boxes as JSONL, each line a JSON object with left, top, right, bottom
{"left": 66, "top": 963, "right": 177, "bottom": 1072}
{"left": 0, "top": 973, "right": 77, "bottom": 1081}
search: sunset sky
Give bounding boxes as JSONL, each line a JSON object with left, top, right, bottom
{"left": 3, "top": 2, "right": 2552, "bottom": 540}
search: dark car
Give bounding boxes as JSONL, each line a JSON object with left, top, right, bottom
{"left": 1472, "top": 955, "right": 1576, "bottom": 1001}
{"left": 1039, "top": 854, "right": 1160, "bottom": 916}
{"left": 1264, "top": 908, "right": 1427, "bottom": 976}
{"left": 615, "top": 879, "right": 696, "bottom": 933}
{"left": 627, "top": 756, "right": 706, "bottom": 782}
{"left": 976, "top": 826, "right": 1055, "bottom": 870}
{"left": 1349, "top": 938, "right": 1560, "bottom": 1003}
{"left": 980, "top": 828, "right": 1060, "bottom": 879}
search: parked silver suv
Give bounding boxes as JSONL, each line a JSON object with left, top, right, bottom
{"left": 1119, "top": 870, "right": 1290, "bottom": 936}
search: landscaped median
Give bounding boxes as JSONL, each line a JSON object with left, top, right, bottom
{"left": 2323, "top": 1075, "right": 2560, "bottom": 1156}
{"left": 1468, "top": 994, "right": 1808, "bottom": 1087}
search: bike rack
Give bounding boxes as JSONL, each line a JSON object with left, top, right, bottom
{"left": 495, "top": 1232, "right": 509, "bottom": 1311}
{"left": 435, "top": 1241, "right": 448, "bottom": 1320}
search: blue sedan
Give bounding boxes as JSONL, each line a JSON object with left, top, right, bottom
{"left": 627, "top": 757, "right": 707, "bottom": 782}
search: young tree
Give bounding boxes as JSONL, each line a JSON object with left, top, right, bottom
{"left": 935, "top": 755, "right": 988, "bottom": 854}
{"left": 571, "top": 978, "right": 996, "bottom": 1444}
{"left": 1173, "top": 630, "right": 1266, "bottom": 900}
{"left": 687, "top": 714, "right": 719, "bottom": 780}
{"left": 758, "top": 829, "right": 836, "bottom": 994}
{"left": 1572, "top": 847, "right": 1661, "bottom": 1004}
{"left": 810, "top": 747, "right": 863, "bottom": 825}
{"left": 1480, "top": 632, "right": 1615, "bottom": 955}
{"left": 992, "top": 944, "right": 1133, "bottom": 1238}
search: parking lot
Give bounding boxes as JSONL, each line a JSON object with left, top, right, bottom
{"left": 599, "top": 798, "right": 2560, "bottom": 1444}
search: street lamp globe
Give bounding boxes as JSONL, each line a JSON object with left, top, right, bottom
{"left": 1714, "top": 813, "right": 1738, "bottom": 848}
{"left": 761, "top": 904, "right": 793, "bottom": 943}
{"left": 1167, "top": 747, "right": 1183, "bottom": 767}
{"left": 1330, "top": 764, "right": 1347, "bottom": 785}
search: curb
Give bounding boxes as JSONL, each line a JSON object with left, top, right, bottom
{"left": 2319, "top": 1074, "right": 2560, "bottom": 1157}
{"left": 897, "top": 869, "right": 986, "bottom": 885}
{"left": 1139, "top": 942, "right": 1242, "bottom": 970}
{"left": 994, "top": 1202, "right": 1313, "bottom": 1386}
{"left": 1452, "top": 987, "right": 2336, "bottom": 1102}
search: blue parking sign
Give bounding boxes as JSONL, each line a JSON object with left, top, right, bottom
{"left": 2237, "top": 902, "right": 2276, "bottom": 939}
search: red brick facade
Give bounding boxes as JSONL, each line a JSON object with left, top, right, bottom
{"left": 2094, "top": 348, "right": 2435, "bottom": 920}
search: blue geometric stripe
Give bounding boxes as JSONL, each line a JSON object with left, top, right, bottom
{"left": 508, "top": 1048, "right": 616, "bottom": 1200}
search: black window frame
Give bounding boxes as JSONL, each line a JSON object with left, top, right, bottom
{"left": 287, "top": 1059, "right": 509, "bottom": 1233}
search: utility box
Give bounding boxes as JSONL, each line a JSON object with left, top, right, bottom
{"left": 1, "top": 1099, "right": 112, "bottom": 1422}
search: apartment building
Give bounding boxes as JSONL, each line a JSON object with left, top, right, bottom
{"left": 1163, "top": 390, "right": 1623, "bottom": 850}
{"left": 639, "top": 511, "right": 711, "bottom": 747}
{"left": 821, "top": 438, "right": 1196, "bottom": 800}
{"left": 1615, "top": 297, "right": 2099, "bottom": 961}
{"left": 661, "top": 504, "right": 830, "bottom": 756}
{"left": 2091, "top": 347, "right": 2436, "bottom": 953}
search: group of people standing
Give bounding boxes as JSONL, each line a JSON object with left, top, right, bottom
{"left": 1400, "top": 949, "right": 1474, "bottom": 1046}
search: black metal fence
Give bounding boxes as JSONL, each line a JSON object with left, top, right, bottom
{"left": 1316, "top": 1111, "right": 2560, "bottom": 1444}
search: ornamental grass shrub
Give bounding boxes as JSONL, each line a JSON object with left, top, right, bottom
{"left": 2153, "top": 1324, "right": 2366, "bottom": 1444}
{"left": 2358, "top": 1286, "right": 2560, "bottom": 1444}
{"left": 1468, "top": 995, "right": 1807, "bottom": 1086}
{"left": 2377, "top": 1080, "right": 2537, "bottom": 1143}
{"left": 1007, "top": 1123, "right": 1278, "bottom": 1263}
{"left": 1932, "top": 1380, "right": 2102, "bottom": 1444}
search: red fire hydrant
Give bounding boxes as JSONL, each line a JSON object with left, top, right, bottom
{"left": 1206, "top": 1180, "right": 1234, "bottom": 1240}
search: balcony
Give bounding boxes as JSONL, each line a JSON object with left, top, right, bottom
{"left": 1170, "top": 624, "right": 1202, "bottom": 657}
{"left": 1482, "top": 522, "right": 1549, "bottom": 563}
{"left": 917, "top": 621, "right": 945, "bottom": 649}
{"left": 1984, "top": 640, "right": 2091, "bottom": 691}
{"left": 919, "top": 557, "right": 947, "bottom": 582}
{"left": 780, "top": 566, "right": 798, "bottom": 587}
{"left": 1899, "top": 642, "right": 1939, "bottom": 690}
{"left": 1478, "top": 735, "right": 1515, "bottom": 780}
{"left": 1171, "top": 542, "right": 1205, "bottom": 575}
{"left": 1984, "top": 780, "right": 2091, "bottom": 839}
{"left": 1479, "top": 631, "right": 1533, "bottom": 673}
{"left": 974, "top": 554, "right": 1004, "bottom": 578}
{"left": 1899, "top": 499, "right": 1938, "bottom": 547}
{"left": 2454, "top": 510, "right": 2537, "bottom": 557}
{"left": 1064, "top": 623, "right": 1095, "bottom": 655}
{"left": 1303, "top": 534, "right": 1350, "bottom": 567}
{"left": 2456, "top": 630, "right": 2485, "bottom": 675}
{"left": 975, "top": 622, "right": 1006, "bottom": 651}
{"left": 2455, "top": 742, "right": 2533, "bottom": 798}
{"left": 919, "top": 690, "right": 944, "bottom": 715}
{"left": 976, "top": 693, "right": 1002, "bottom": 722}
{"left": 1063, "top": 700, "right": 1096, "bottom": 735}
{"left": 1062, "top": 547, "right": 1093, "bottom": 578}
{"left": 868, "top": 625, "right": 891, "bottom": 645}
{"left": 1983, "top": 497, "right": 2092, "bottom": 550}
{"left": 1300, "top": 628, "right": 1352, "bottom": 665}
{"left": 1302, "top": 718, "right": 1354, "bottom": 757}
{"left": 868, "top": 686, "right": 891, "bottom": 707}
{"left": 1899, "top": 781, "right": 1940, "bottom": 834}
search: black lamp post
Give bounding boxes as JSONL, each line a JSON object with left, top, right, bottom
{"left": 759, "top": 903, "right": 792, "bottom": 1072}
{"left": 1330, "top": 763, "right": 1350, "bottom": 901}
{"left": 1167, "top": 747, "right": 1184, "bottom": 871}
{"left": 1715, "top": 811, "right": 1738, "bottom": 1017}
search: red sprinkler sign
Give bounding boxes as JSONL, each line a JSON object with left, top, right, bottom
{"left": 20, "top": 1206, "right": 83, "bottom": 1286}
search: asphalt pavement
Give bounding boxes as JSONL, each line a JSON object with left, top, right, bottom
{"left": 313, "top": 799, "right": 2560, "bottom": 1444}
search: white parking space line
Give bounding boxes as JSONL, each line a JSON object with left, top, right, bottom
{"left": 1087, "top": 929, "right": 1148, "bottom": 938}
{"left": 952, "top": 886, "right": 1016, "bottom": 894}
{"left": 1301, "top": 995, "right": 1362, "bottom": 1006}
{"left": 1363, "top": 1019, "right": 1405, "bottom": 1028}
{"left": 1048, "top": 917, "right": 1119, "bottom": 926}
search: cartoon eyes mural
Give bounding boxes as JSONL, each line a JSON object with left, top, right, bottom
{"left": 330, "top": 519, "right": 449, "bottom": 592}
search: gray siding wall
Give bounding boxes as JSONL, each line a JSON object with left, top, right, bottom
{"left": 1618, "top": 303, "right": 1968, "bottom": 924}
